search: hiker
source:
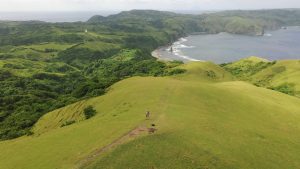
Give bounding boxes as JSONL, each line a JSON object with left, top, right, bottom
{"left": 146, "top": 111, "right": 150, "bottom": 119}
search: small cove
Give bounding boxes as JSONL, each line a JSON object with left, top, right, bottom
{"left": 154, "top": 26, "right": 300, "bottom": 63}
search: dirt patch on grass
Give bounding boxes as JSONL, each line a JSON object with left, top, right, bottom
{"left": 76, "top": 126, "right": 157, "bottom": 168}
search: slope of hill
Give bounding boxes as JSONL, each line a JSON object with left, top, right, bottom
{"left": 1, "top": 9, "right": 300, "bottom": 140}
{"left": 222, "top": 57, "right": 300, "bottom": 97}
{"left": 0, "top": 10, "right": 192, "bottom": 140}
{"left": 252, "top": 60, "right": 300, "bottom": 97}
{"left": 0, "top": 62, "right": 300, "bottom": 169}
{"left": 202, "top": 9, "right": 300, "bottom": 35}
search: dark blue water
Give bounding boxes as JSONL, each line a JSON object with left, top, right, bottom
{"left": 156, "top": 26, "right": 300, "bottom": 63}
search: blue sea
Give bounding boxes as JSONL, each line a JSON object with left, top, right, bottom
{"left": 156, "top": 26, "right": 300, "bottom": 63}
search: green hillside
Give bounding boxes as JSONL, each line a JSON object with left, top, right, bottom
{"left": 1, "top": 9, "right": 300, "bottom": 140}
{"left": 1, "top": 62, "right": 300, "bottom": 169}
{"left": 252, "top": 60, "right": 300, "bottom": 97}
{"left": 222, "top": 57, "right": 300, "bottom": 97}
{"left": 1, "top": 9, "right": 300, "bottom": 169}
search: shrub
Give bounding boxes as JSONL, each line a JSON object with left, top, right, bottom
{"left": 166, "top": 69, "right": 186, "bottom": 76}
{"left": 0, "top": 70, "right": 12, "bottom": 80}
{"left": 167, "top": 60, "right": 184, "bottom": 68}
{"left": 44, "top": 48, "right": 58, "bottom": 53}
{"left": 84, "top": 106, "right": 97, "bottom": 119}
{"left": 26, "top": 130, "right": 34, "bottom": 136}
{"left": 271, "top": 83, "right": 296, "bottom": 96}
{"left": 32, "top": 73, "right": 63, "bottom": 81}
{"left": 206, "top": 70, "right": 217, "bottom": 78}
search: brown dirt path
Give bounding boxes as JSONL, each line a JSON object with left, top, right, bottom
{"left": 75, "top": 126, "right": 149, "bottom": 169}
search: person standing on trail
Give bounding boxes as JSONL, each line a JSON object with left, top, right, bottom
{"left": 146, "top": 111, "right": 150, "bottom": 119}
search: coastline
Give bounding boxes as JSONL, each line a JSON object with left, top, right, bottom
{"left": 151, "top": 38, "right": 202, "bottom": 62}
{"left": 152, "top": 26, "right": 300, "bottom": 63}
{"left": 151, "top": 46, "right": 172, "bottom": 61}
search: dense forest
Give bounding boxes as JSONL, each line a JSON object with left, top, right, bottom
{"left": 1, "top": 9, "right": 300, "bottom": 140}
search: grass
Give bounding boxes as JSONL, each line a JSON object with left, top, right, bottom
{"left": 24, "top": 42, "right": 75, "bottom": 52}
{"left": 251, "top": 60, "right": 300, "bottom": 97}
{"left": 4, "top": 43, "right": 75, "bottom": 60}
{"left": 221, "top": 56, "right": 274, "bottom": 80}
{"left": 223, "top": 57, "right": 300, "bottom": 97}
{"left": 0, "top": 43, "right": 81, "bottom": 77}
{"left": 110, "top": 49, "right": 139, "bottom": 61}
{"left": 0, "top": 62, "right": 300, "bottom": 169}
{"left": 0, "top": 58, "right": 75, "bottom": 77}
{"left": 0, "top": 58, "right": 49, "bottom": 77}
{"left": 77, "top": 42, "right": 121, "bottom": 51}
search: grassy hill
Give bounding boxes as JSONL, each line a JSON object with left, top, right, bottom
{"left": 251, "top": 60, "right": 300, "bottom": 97}
{"left": 1, "top": 9, "right": 300, "bottom": 168}
{"left": 1, "top": 62, "right": 300, "bottom": 169}
{"left": 222, "top": 57, "right": 300, "bottom": 97}
{"left": 1, "top": 9, "right": 300, "bottom": 140}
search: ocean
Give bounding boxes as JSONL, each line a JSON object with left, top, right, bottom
{"left": 155, "top": 26, "right": 300, "bottom": 63}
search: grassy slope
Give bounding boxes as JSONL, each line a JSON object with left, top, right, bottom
{"left": 223, "top": 57, "right": 300, "bottom": 97}
{"left": 0, "top": 62, "right": 300, "bottom": 169}
{"left": 251, "top": 60, "right": 300, "bottom": 97}
{"left": 0, "top": 42, "right": 77, "bottom": 77}
{"left": 222, "top": 56, "right": 271, "bottom": 79}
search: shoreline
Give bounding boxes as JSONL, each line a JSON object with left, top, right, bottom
{"left": 152, "top": 26, "right": 300, "bottom": 63}
{"left": 151, "top": 37, "right": 202, "bottom": 62}
{"left": 151, "top": 46, "right": 172, "bottom": 61}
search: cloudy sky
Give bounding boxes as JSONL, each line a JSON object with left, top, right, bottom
{"left": 0, "top": 0, "right": 299, "bottom": 11}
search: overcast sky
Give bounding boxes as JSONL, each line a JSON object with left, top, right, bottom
{"left": 0, "top": 0, "right": 299, "bottom": 12}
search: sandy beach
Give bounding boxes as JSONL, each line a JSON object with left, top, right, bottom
{"left": 151, "top": 46, "right": 173, "bottom": 61}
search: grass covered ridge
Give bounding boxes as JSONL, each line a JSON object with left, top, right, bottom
{"left": 0, "top": 62, "right": 300, "bottom": 169}
{"left": 222, "top": 57, "right": 300, "bottom": 97}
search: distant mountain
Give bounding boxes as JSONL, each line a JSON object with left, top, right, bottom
{"left": 88, "top": 10, "right": 178, "bottom": 23}
{"left": 88, "top": 9, "right": 300, "bottom": 35}
{"left": 88, "top": 15, "right": 106, "bottom": 23}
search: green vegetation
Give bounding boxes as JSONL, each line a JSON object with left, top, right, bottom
{"left": 221, "top": 56, "right": 275, "bottom": 80}
{"left": 1, "top": 9, "right": 300, "bottom": 168}
{"left": 202, "top": 9, "right": 300, "bottom": 35}
{"left": 0, "top": 62, "right": 300, "bottom": 169}
{"left": 222, "top": 57, "right": 300, "bottom": 97}
{"left": 0, "top": 10, "right": 196, "bottom": 140}
{"left": 84, "top": 106, "right": 97, "bottom": 119}
{"left": 61, "top": 120, "right": 76, "bottom": 127}
{"left": 270, "top": 83, "right": 296, "bottom": 96}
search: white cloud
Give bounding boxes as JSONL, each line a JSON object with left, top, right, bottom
{"left": 0, "top": 0, "right": 299, "bottom": 11}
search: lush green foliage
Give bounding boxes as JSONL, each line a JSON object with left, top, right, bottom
{"left": 83, "top": 106, "right": 97, "bottom": 119}
{"left": 222, "top": 57, "right": 300, "bottom": 97}
{"left": 221, "top": 57, "right": 276, "bottom": 80}
{"left": 202, "top": 9, "right": 300, "bottom": 35}
{"left": 0, "top": 10, "right": 196, "bottom": 140}
{"left": 269, "top": 83, "right": 296, "bottom": 96}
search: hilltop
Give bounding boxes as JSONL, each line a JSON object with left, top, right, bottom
{"left": 0, "top": 61, "right": 300, "bottom": 169}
